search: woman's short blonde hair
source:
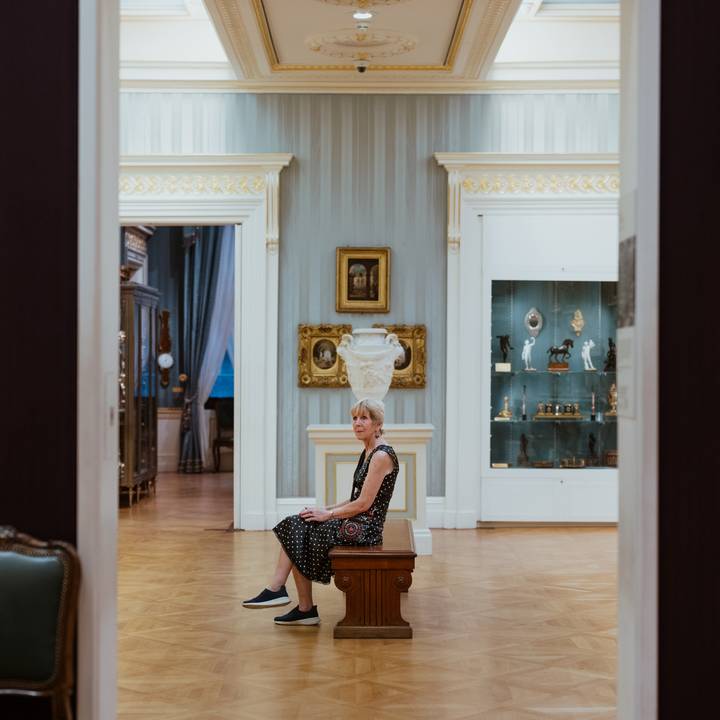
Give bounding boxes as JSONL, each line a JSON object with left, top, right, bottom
{"left": 350, "top": 398, "right": 385, "bottom": 430}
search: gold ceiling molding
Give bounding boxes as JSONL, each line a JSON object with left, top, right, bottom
{"left": 251, "top": 0, "right": 475, "bottom": 72}
{"left": 461, "top": 173, "right": 620, "bottom": 195}
{"left": 119, "top": 174, "right": 267, "bottom": 196}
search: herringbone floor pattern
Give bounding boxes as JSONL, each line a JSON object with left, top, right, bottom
{"left": 118, "top": 474, "right": 617, "bottom": 720}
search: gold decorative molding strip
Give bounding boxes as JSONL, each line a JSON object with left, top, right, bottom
{"left": 251, "top": 0, "right": 474, "bottom": 73}
{"left": 461, "top": 173, "right": 620, "bottom": 195}
{"left": 445, "top": 0, "right": 475, "bottom": 67}
{"left": 119, "top": 174, "right": 267, "bottom": 196}
{"left": 250, "top": 0, "right": 279, "bottom": 66}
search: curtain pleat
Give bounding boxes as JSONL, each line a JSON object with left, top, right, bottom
{"left": 178, "top": 226, "right": 223, "bottom": 473}
{"left": 196, "top": 227, "right": 235, "bottom": 468}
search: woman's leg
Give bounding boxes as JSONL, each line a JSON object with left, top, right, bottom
{"left": 291, "top": 565, "right": 314, "bottom": 612}
{"left": 268, "top": 547, "right": 293, "bottom": 591}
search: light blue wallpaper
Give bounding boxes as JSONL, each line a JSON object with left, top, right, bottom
{"left": 120, "top": 92, "right": 619, "bottom": 496}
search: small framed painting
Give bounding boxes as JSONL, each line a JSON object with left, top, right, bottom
{"left": 336, "top": 247, "right": 390, "bottom": 313}
{"left": 297, "top": 324, "right": 352, "bottom": 388}
{"left": 374, "top": 323, "right": 427, "bottom": 388}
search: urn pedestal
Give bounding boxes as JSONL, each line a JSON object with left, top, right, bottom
{"left": 308, "top": 423, "right": 433, "bottom": 555}
{"left": 311, "top": 328, "right": 433, "bottom": 554}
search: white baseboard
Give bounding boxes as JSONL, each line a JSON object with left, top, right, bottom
{"left": 426, "top": 496, "right": 445, "bottom": 528}
{"left": 239, "top": 512, "right": 270, "bottom": 531}
{"left": 413, "top": 528, "right": 433, "bottom": 555}
{"left": 441, "top": 509, "right": 477, "bottom": 529}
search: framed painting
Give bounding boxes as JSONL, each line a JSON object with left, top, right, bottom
{"left": 336, "top": 247, "right": 390, "bottom": 313}
{"left": 297, "top": 323, "right": 352, "bottom": 388}
{"left": 374, "top": 323, "right": 427, "bottom": 388}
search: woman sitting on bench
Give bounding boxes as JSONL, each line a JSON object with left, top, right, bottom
{"left": 243, "top": 398, "right": 399, "bottom": 625}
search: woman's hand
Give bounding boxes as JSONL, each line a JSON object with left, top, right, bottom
{"left": 299, "top": 506, "right": 334, "bottom": 522}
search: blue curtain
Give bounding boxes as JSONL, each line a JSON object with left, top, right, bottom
{"left": 178, "top": 226, "right": 223, "bottom": 473}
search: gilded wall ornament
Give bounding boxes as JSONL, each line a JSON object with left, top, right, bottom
{"left": 524, "top": 307, "right": 543, "bottom": 337}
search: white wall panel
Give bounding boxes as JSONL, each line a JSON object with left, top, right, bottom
{"left": 120, "top": 92, "right": 619, "bottom": 496}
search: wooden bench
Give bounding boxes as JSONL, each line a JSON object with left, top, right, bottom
{"left": 330, "top": 518, "right": 416, "bottom": 639}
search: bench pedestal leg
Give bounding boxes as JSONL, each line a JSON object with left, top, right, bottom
{"left": 333, "top": 567, "right": 413, "bottom": 639}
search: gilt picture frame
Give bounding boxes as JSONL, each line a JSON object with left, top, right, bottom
{"left": 373, "top": 323, "right": 427, "bottom": 388}
{"left": 297, "top": 323, "right": 352, "bottom": 388}
{"left": 336, "top": 247, "right": 390, "bottom": 313}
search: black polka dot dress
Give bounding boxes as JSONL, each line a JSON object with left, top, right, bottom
{"left": 273, "top": 444, "right": 399, "bottom": 584}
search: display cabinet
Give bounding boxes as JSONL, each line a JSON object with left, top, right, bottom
{"left": 119, "top": 282, "right": 160, "bottom": 505}
{"left": 490, "top": 280, "right": 617, "bottom": 471}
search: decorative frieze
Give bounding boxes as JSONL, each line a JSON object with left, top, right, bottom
{"left": 461, "top": 173, "right": 620, "bottom": 195}
{"left": 119, "top": 173, "right": 266, "bottom": 196}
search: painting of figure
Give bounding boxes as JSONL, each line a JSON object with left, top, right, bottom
{"left": 312, "top": 339, "right": 337, "bottom": 370}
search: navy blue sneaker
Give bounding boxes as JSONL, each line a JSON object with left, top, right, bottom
{"left": 242, "top": 585, "right": 290, "bottom": 608}
{"left": 274, "top": 605, "right": 320, "bottom": 626}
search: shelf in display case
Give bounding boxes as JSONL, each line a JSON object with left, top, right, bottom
{"left": 492, "top": 370, "right": 616, "bottom": 378}
{"left": 491, "top": 418, "right": 613, "bottom": 425}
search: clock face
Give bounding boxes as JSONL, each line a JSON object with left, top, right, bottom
{"left": 158, "top": 353, "right": 174, "bottom": 370}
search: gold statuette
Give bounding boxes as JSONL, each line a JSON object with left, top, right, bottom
{"left": 494, "top": 396, "right": 513, "bottom": 421}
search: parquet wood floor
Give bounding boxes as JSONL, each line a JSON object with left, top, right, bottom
{"left": 118, "top": 473, "right": 617, "bottom": 720}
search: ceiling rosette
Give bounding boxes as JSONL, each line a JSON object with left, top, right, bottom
{"left": 311, "top": 0, "right": 414, "bottom": 7}
{"left": 306, "top": 28, "right": 417, "bottom": 60}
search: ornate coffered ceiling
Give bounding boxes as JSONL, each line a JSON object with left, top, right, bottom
{"left": 119, "top": 0, "right": 620, "bottom": 92}
{"left": 203, "top": 0, "right": 523, "bottom": 91}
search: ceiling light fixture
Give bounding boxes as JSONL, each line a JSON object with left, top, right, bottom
{"left": 353, "top": 11, "right": 373, "bottom": 20}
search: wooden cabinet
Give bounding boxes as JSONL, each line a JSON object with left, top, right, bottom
{"left": 119, "top": 282, "right": 160, "bottom": 505}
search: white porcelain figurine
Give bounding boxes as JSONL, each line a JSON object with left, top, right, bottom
{"left": 337, "top": 328, "right": 404, "bottom": 401}
{"left": 522, "top": 337, "right": 536, "bottom": 371}
{"left": 581, "top": 339, "right": 596, "bottom": 371}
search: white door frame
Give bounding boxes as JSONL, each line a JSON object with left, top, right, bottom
{"left": 77, "top": 2, "right": 120, "bottom": 718}
{"left": 119, "top": 154, "right": 292, "bottom": 531}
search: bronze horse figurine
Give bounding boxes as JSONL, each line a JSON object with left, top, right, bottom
{"left": 547, "top": 338, "right": 574, "bottom": 363}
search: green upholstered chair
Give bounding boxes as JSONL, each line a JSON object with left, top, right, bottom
{"left": 0, "top": 526, "right": 80, "bottom": 720}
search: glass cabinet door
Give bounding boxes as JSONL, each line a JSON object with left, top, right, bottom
{"left": 490, "top": 280, "right": 618, "bottom": 470}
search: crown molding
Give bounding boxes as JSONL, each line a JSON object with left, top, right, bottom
{"left": 119, "top": 77, "right": 619, "bottom": 93}
{"left": 462, "top": 0, "right": 522, "bottom": 79}
{"left": 435, "top": 152, "right": 619, "bottom": 171}
{"left": 528, "top": 4, "right": 620, "bottom": 21}
{"left": 120, "top": 60, "right": 236, "bottom": 81}
{"left": 121, "top": 154, "right": 293, "bottom": 172}
{"left": 487, "top": 60, "right": 619, "bottom": 83}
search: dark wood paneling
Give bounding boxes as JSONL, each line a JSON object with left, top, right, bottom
{"left": 0, "top": 3, "right": 78, "bottom": 716}
{"left": 659, "top": 2, "right": 720, "bottom": 716}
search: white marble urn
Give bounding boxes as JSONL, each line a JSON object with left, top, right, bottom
{"left": 337, "top": 328, "right": 404, "bottom": 401}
